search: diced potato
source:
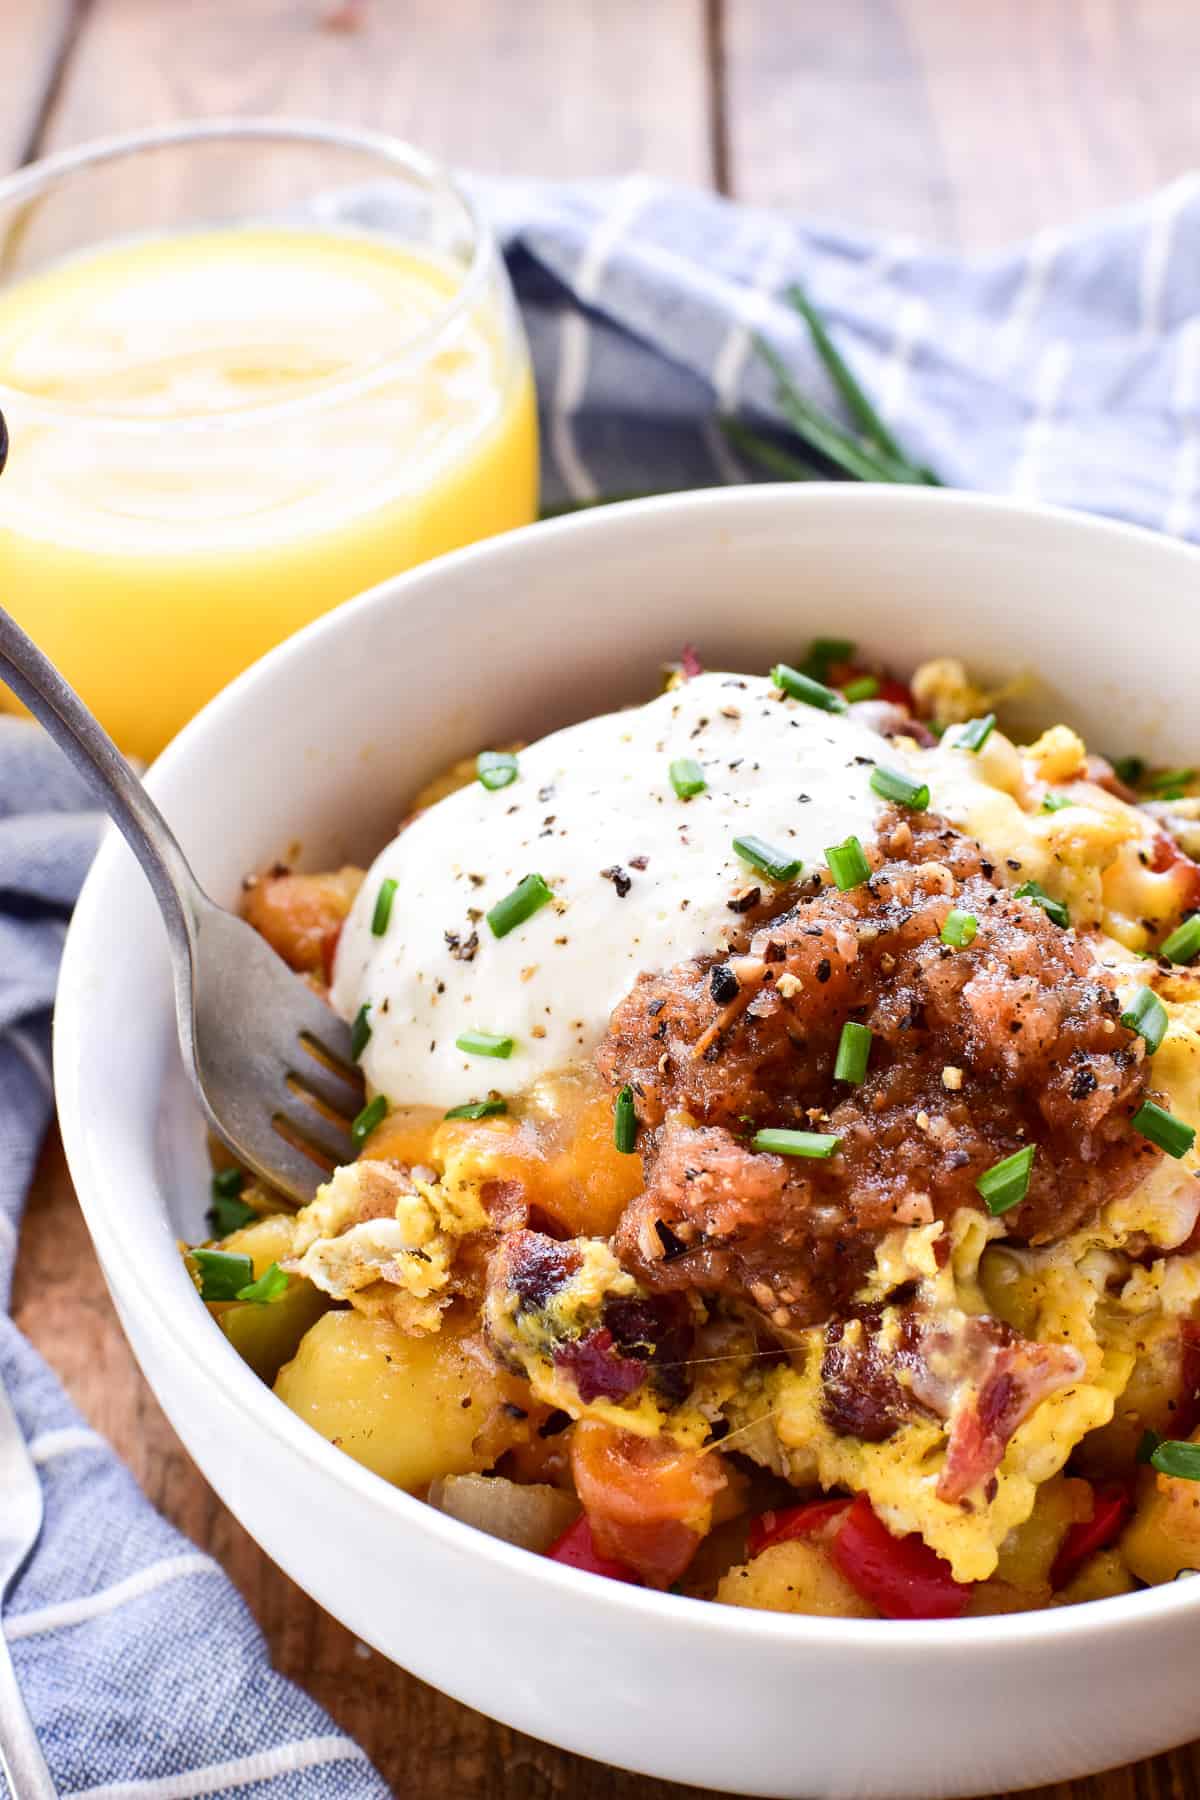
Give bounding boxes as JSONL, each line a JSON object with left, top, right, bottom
{"left": 1051, "top": 1548, "right": 1136, "bottom": 1607}
{"left": 241, "top": 865, "right": 362, "bottom": 975}
{"left": 205, "top": 1214, "right": 327, "bottom": 1384}
{"left": 992, "top": 1475, "right": 1091, "bottom": 1593}
{"left": 274, "top": 1309, "right": 511, "bottom": 1489}
{"left": 1074, "top": 1322, "right": 1185, "bottom": 1480}
{"left": 220, "top": 1213, "right": 296, "bottom": 1275}
{"left": 1122, "top": 1463, "right": 1200, "bottom": 1586}
{"left": 967, "top": 1578, "right": 1051, "bottom": 1616}
{"left": 715, "top": 1539, "right": 876, "bottom": 1618}
{"left": 427, "top": 1473, "right": 579, "bottom": 1551}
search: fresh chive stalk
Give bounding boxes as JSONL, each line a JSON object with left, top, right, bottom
{"left": 207, "top": 1190, "right": 256, "bottom": 1238}
{"left": 1150, "top": 1440, "right": 1200, "bottom": 1481}
{"left": 1132, "top": 1100, "right": 1195, "bottom": 1160}
{"left": 835, "top": 1021, "right": 872, "bottom": 1085}
{"left": 753, "top": 1128, "right": 842, "bottom": 1159}
{"left": 733, "top": 835, "right": 803, "bottom": 884}
{"left": 941, "top": 908, "right": 978, "bottom": 948}
{"left": 826, "top": 836, "right": 871, "bottom": 892}
{"left": 1121, "top": 987, "right": 1168, "bottom": 1055}
{"left": 487, "top": 872, "right": 554, "bottom": 938}
{"left": 976, "top": 1144, "right": 1035, "bottom": 1215}
{"left": 1041, "top": 793, "right": 1073, "bottom": 813}
{"left": 351, "top": 1093, "right": 388, "bottom": 1147}
{"left": 477, "top": 750, "right": 519, "bottom": 791}
{"left": 670, "top": 757, "right": 707, "bottom": 800}
{"left": 956, "top": 714, "right": 997, "bottom": 753}
{"left": 371, "top": 877, "right": 398, "bottom": 936}
{"left": 771, "top": 661, "right": 847, "bottom": 714}
{"left": 1161, "top": 915, "right": 1200, "bottom": 964}
{"left": 192, "top": 1248, "right": 254, "bottom": 1302}
{"left": 350, "top": 1003, "right": 372, "bottom": 1061}
{"left": 236, "top": 1262, "right": 289, "bottom": 1306}
{"left": 842, "top": 675, "right": 880, "bottom": 702}
{"left": 444, "top": 1098, "right": 508, "bottom": 1121}
{"left": 614, "top": 1085, "right": 638, "bottom": 1154}
{"left": 1014, "top": 881, "right": 1069, "bottom": 929}
{"left": 869, "top": 765, "right": 930, "bottom": 810}
{"left": 455, "top": 1030, "right": 515, "bottom": 1059}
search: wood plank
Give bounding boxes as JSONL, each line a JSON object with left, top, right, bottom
{"left": 723, "top": 0, "right": 1200, "bottom": 249}
{"left": 36, "top": 0, "right": 713, "bottom": 186}
{"left": 0, "top": 0, "right": 79, "bottom": 174}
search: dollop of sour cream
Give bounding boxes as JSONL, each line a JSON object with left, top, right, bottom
{"left": 333, "top": 673, "right": 939, "bottom": 1110}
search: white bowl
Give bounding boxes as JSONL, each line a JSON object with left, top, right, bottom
{"left": 54, "top": 485, "right": 1200, "bottom": 1799}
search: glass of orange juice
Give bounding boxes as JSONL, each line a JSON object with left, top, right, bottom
{"left": 0, "top": 120, "right": 538, "bottom": 759}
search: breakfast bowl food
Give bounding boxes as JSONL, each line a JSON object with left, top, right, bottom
{"left": 54, "top": 485, "right": 1200, "bottom": 1797}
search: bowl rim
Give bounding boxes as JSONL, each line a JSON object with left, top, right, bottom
{"left": 54, "top": 480, "right": 1200, "bottom": 1658}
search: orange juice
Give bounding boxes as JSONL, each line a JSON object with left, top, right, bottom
{"left": 0, "top": 227, "right": 538, "bottom": 757}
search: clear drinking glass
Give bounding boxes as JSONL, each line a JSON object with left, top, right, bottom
{"left": 0, "top": 120, "right": 537, "bottom": 758}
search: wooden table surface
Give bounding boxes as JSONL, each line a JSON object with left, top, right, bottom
{"left": 12, "top": 4, "right": 1200, "bottom": 1796}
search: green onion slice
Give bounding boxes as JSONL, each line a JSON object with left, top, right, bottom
{"left": 207, "top": 1191, "right": 257, "bottom": 1238}
{"left": 941, "top": 908, "right": 978, "bottom": 948}
{"left": 487, "top": 872, "right": 554, "bottom": 939}
{"left": 1112, "top": 755, "right": 1145, "bottom": 787}
{"left": 771, "top": 662, "right": 847, "bottom": 714}
{"left": 733, "top": 835, "right": 803, "bottom": 884}
{"left": 976, "top": 1144, "right": 1035, "bottom": 1215}
{"left": 371, "top": 877, "right": 398, "bottom": 937}
{"left": 1041, "top": 793, "right": 1073, "bottom": 813}
{"left": 1137, "top": 1429, "right": 1161, "bottom": 1465}
{"left": 192, "top": 1248, "right": 254, "bottom": 1302}
{"left": 957, "top": 713, "right": 997, "bottom": 753}
{"left": 802, "top": 636, "right": 855, "bottom": 680}
{"left": 1161, "top": 914, "right": 1200, "bottom": 964}
{"left": 477, "top": 750, "right": 519, "bottom": 791}
{"left": 1132, "top": 1100, "right": 1196, "bottom": 1160}
{"left": 1014, "top": 880, "right": 1069, "bottom": 929}
{"left": 456, "top": 1030, "right": 515, "bottom": 1059}
{"left": 236, "top": 1262, "right": 289, "bottom": 1306}
{"left": 350, "top": 1003, "right": 372, "bottom": 1061}
{"left": 670, "top": 757, "right": 707, "bottom": 800}
{"left": 753, "top": 1128, "right": 842, "bottom": 1159}
{"left": 211, "top": 1166, "right": 245, "bottom": 1200}
{"left": 834, "top": 1020, "right": 872, "bottom": 1085}
{"left": 1150, "top": 1439, "right": 1200, "bottom": 1481}
{"left": 614, "top": 1085, "right": 638, "bottom": 1154}
{"left": 1121, "top": 987, "right": 1168, "bottom": 1055}
{"left": 869, "top": 765, "right": 930, "bottom": 810}
{"left": 444, "top": 1098, "right": 508, "bottom": 1121}
{"left": 826, "top": 836, "right": 871, "bottom": 892}
{"left": 1145, "top": 767, "right": 1196, "bottom": 796}
{"left": 351, "top": 1093, "right": 389, "bottom": 1147}
{"left": 842, "top": 675, "right": 879, "bottom": 703}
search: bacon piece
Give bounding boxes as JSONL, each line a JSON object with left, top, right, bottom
{"left": 937, "top": 1337, "right": 1086, "bottom": 1503}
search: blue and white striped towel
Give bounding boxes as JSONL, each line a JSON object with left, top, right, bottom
{"left": 3, "top": 173, "right": 1200, "bottom": 1796}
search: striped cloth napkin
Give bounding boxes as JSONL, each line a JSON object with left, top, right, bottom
{"left": 3, "top": 171, "right": 1199, "bottom": 1796}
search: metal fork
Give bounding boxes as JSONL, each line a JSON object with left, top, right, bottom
{"left": 0, "top": 1373, "right": 57, "bottom": 1798}
{"left": 0, "top": 605, "right": 365, "bottom": 1204}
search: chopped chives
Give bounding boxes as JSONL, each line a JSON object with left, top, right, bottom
{"left": 207, "top": 1190, "right": 256, "bottom": 1238}
{"left": 957, "top": 713, "right": 996, "bottom": 753}
{"left": 834, "top": 1020, "right": 872, "bottom": 1085}
{"left": 1112, "top": 755, "right": 1145, "bottom": 787}
{"left": 826, "top": 835, "right": 871, "bottom": 892}
{"left": 236, "top": 1262, "right": 289, "bottom": 1306}
{"left": 1041, "top": 793, "right": 1073, "bottom": 813}
{"left": 753, "top": 1128, "right": 842, "bottom": 1159}
{"left": 351, "top": 1092, "right": 389, "bottom": 1147}
{"left": 1014, "top": 880, "right": 1070, "bottom": 929}
{"left": 456, "top": 1030, "right": 515, "bottom": 1059}
{"left": 1137, "top": 1429, "right": 1161, "bottom": 1464}
{"left": 869, "top": 765, "right": 930, "bottom": 810}
{"left": 733, "top": 834, "right": 803, "bottom": 884}
{"left": 614, "top": 1085, "right": 638, "bottom": 1154}
{"left": 771, "top": 661, "right": 847, "bottom": 715}
{"left": 477, "top": 749, "right": 519, "bottom": 791}
{"left": 1150, "top": 1439, "right": 1200, "bottom": 1481}
{"left": 1161, "top": 914, "right": 1200, "bottom": 964}
{"left": 487, "top": 872, "right": 554, "bottom": 938}
{"left": 941, "top": 908, "right": 978, "bottom": 948}
{"left": 192, "top": 1248, "right": 254, "bottom": 1302}
{"left": 842, "top": 675, "right": 880, "bottom": 703}
{"left": 1145, "top": 768, "right": 1196, "bottom": 796}
{"left": 1121, "top": 987, "right": 1168, "bottom": 1054}
{"left": 212, "top": 1166, "right": 245, "bottom": 1200}
{"left": 371, "top": 877, "right": 398, "bottom": 936}
{"left": 445, "top": 1097, "right": 508, "bottom": 1120}
{"left": 976, "top": 1144, "right": 1035, "bottom": 1215}
{"left": 1132, "top": 1100, "right": 1195, "bottom": 1160}
{"left": 802, "top": 636, "right": 855, "bottom": 680}
{"left": 350, "top": 1003, "right": 372, "bottom": 1061}
{"left": 670, "top": 757, "right": 707, "bottom": 800}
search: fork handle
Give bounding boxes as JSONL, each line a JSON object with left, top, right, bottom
{"left": 0, "top": 602, "right": 203, "bottom": 960}
{"left": 0, "top": 1632, "right": 57, "bottom": 1798}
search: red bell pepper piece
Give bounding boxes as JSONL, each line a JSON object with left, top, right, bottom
{"left": 546, "top": 1515, "right": 640, "bottom": 1584}
{"left": 1049, "top": 1482, "right": 1133, "bottom": 1591}
{"left": 748, "top": 1498, "right": 851, "bottom": 1558}
{"left": 830, "top": 1495, "right": 971, "bottom": 1620}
